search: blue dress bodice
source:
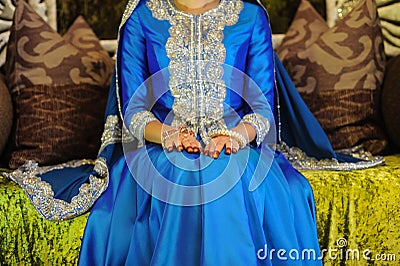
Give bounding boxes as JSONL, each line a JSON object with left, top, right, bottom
{"left": 120, "top": 1, "right": 275, "bottom": 131}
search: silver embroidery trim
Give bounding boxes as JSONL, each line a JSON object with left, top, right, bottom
{"left": 115, "top": 0, "right": 141, "bottom": 121}
{"left": 100, "top": 115, "right": 136, "bottom": 153}
{"left": 147, "top": 0, "right": 243, "bottom": 144}
{"left": 129, "top": 110, "right": 158, "bottom": 147}
{"left": 242, "top": 113, "right": 270, "bottom": 146}
{"left": 4, "top": 158, "right": 109, "bottom": 221}
{"left": 3, "top": 114, "right": 134, "bottom": 221}
{"left": 278, "top": 142, "right": 385, "bottom": 171}
{"left": 99, "top": 115, "right": 122, "bottom": 153}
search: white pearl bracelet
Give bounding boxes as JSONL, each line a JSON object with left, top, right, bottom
{"left": 208, "top": 129, "right": 248, "bottom": 149}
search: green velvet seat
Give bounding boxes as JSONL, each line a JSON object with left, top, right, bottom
{"left": 303, "top": 155, "right": 400, "bottom": 265}
{"left": 1, "top": 155, "right": 399, "bottom": 265}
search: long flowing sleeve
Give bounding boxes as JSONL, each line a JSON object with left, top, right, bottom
{"left": 120, "top": 11, "right": 158, "bottom": 146}
{"left": 242, "top": 6, "right": 275, "bottom": 145}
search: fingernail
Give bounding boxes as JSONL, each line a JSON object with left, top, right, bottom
{"left": 168, "top": 147, "right": 173, "bottom": 152}
{"left": 226, "top": 148, "right": 231, "bottom": 154}
{"left": 214, "top": 152, "right": 220, "bottom": 159}
{"left": 233, "top": 148, "right": 238, "bottom": 153}
{"left": 193, "top": 148, "right": 199, "bottom": 153}
{"left": 188, "top": 148, "right": 193, "bottom": 153}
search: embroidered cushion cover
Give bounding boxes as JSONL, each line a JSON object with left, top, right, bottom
{"left": 277, "top": 0, "right": 388, "bottom": 154}
{"left": 338, "top": 0, "right": 400, "bottom": 57}
{"left": 0, "top": 0, "right": 55, "bottom": 68}
{"left": 4, "top": 1, "right": 114, "bottom": 169}
{"left": 0, "top": 74, "right": 13, "bottom": 157}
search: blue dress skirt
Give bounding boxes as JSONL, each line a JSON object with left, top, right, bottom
{"left": 78, "top": 143, "right": 321, "bottom": 265}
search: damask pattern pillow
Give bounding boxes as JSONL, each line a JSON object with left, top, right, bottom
{"left": 4, "top": 1, "right": 113, "bottom": 169}
{"left": 277, "top": 0, "right": 388, "bottom": 154}
{"left": 276, "top": 0, "right": 329, "bottom": 63}
{"left": 337, "top": 0, "right": 400, "bottom": 57}
{"left": 63, "top": 15, "right": 114, "bottom": 88}
{"left": 0, "top": 0, "right": 54, "bottom": 67}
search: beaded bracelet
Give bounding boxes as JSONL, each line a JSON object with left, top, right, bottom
{"left": 208, "top": 129, "right": 247, "bottom": 149}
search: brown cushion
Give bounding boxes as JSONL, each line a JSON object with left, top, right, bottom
{"left": 277, "top": 0, "right": 388, "bottom": 154}
{"left": 63, "top": 15, "right": 114, "bottom": 88}
{"left": 338, "top": 0, "right": 400, "bottom": 57}
{"left": 276, "top": 0, "right": 329, "bottom": 63}
{"left": 9, "top": 83, "right": 107, "bottom": 166}
{"left": 0, "top": 0, "right": 54, "bottom": 68}
{"left": 382, "top": 55, "right": 400, "bottom": 149}
{"left": 4, "top": 1, "right": 113, "bottom": 169}
{"left": 0, "top": 74, "right": 13, "bottom": 156}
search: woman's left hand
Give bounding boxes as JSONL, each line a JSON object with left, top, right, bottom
{"left": 203, "top": 136, "right": 240, "bottom": 159}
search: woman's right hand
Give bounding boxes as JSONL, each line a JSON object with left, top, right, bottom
{"left": 162, "top": 126, "right": 202, "bottom": 153}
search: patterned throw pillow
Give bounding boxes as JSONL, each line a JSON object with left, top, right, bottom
{"left": 63, "top": 15, "right": 114, "bottom": 88}
{"left": 0, "top": 74, "right": 13, "bottom": 157}
{"left": 336, "top": 0, "right": 400, "bottom": 57}
{"left": 277, "top": 0, "right": 388, "bottom": 154}
{"left": 4, "top": 1, "right": 114, "bottom": 169}
{"left": 276, "top": 0, "right": 329, "bottom": 64}
{"left": 0, "top": 0, "right": 54, "bottom": 67}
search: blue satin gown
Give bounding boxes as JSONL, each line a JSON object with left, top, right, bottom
{"left": 78, "top": 1, "right": 322, "bottom": 265}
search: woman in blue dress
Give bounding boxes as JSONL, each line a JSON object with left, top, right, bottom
{"left": 7, "top": 0, "right": 384, "bottom": 265}
{"left": 78, "top": 0, "right": 322, "bottom": 264}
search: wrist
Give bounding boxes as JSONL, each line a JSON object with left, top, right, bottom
{"left": 231, "top": 123, "right": 256, "bottom": 143}
{"left": 241, "top": 113, "right": 270, "bottom": 146}
{"left": 208, "top": 129, "right": 247, "bottom": 149}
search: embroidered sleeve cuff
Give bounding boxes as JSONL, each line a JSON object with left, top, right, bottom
{"left": 129, "top": 110, "right": 158, "bottom": 147}
{"left": 242, "top": 113, "right": 270, "bottom": 146}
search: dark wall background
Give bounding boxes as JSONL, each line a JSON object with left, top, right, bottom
{"left": 57, "top": 0, "right": 326, "bottom": 38}
{"left": 261, "top": 0, "right": 326, "bottom": 33}
{"left": 57, "top": 0, "right": 126, "bottom": 39}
